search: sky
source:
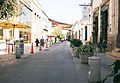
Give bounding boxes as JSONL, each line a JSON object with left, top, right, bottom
{"left": 38, "top": 0, "right": 90, "bottom": 24}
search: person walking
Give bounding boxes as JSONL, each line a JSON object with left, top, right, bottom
{"left": 40, "top": 37, "right": 45, "bottom": 47}
{"left": 35, "top": 39, "right": 39, "bottom": 47}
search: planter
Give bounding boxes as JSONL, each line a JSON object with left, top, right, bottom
{"left": 79, "top": 53, "right": 93, "bottom": 64}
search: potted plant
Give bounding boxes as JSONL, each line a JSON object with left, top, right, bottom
{"left": 70, "top": 39, "right": 83, "bottom": 47}
{"left": 70, "top": 39, "right": 83, "bottom": 57}
{"left": 74, "top": 47, "right": 80, "bottom": 58}
{"left": 77, "top": 43, "right": 94, "bottom": 64}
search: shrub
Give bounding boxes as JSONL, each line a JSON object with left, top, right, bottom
{"left": 102, "top": 60, "right": 120, "bottom": 83}
{"left": 70, "top": 39, "right": 83, "bottom": 47}
{"left": 76, "top": 43, "right": 94, "bottom": 55}
{"left": 75, "top": 48, "right": 80, "bottom": 58}
{"left": 70, "top": 43, "right": 74, "bottom": 49}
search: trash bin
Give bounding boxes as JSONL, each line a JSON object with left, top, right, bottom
{"left": 15, "top": 40, "right": 21, "bottom": 59}
{"left": 88, "top": 56, "right": 101, "bottom": 83}
{"left": 19, "top": 39, "right": 24, "bottom": 55}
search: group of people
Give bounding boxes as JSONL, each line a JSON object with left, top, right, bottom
{"left": 35, "top": 38, "right": 45, "bottom": 47}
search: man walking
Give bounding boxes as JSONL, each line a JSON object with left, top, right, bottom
{"left": 40, "top": 37, "right": 45, "bottom": 47}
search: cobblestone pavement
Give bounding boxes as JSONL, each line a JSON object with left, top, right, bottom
{"left": 0, "top": 41, "right": 89, "bottom": 83}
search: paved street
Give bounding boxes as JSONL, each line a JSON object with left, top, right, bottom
{"left": 0, "top": 41, "right": 89, "bottom": 83}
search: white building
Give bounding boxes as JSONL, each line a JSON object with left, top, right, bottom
{"left": 1, "top": 0, "right": 52, "bottom": 44}
{"left": 71, "top": 2, "right": 92, "bottom": 44}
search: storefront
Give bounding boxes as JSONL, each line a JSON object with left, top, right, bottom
{"left": 19, "top": 1, "right": 32, "bottom": 43}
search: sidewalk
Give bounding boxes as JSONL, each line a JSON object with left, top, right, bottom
{"left": 68, "top": 41, "right": 113, "bottom": 82}
{"left": 0, "top": 43, "right": 40, "bottom": 68}
{"left": 0, "top": 42, "right": 59, "bottom": 68}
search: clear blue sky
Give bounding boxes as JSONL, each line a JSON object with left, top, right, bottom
{"left": 38, "top": 0, "right": 90, "bottom": 24}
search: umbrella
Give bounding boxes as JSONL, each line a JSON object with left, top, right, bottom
{"left": 0, "top": 20, "right": 31, "bottom": 29}
{"left": 0, "top": 20, "right": 31, "bottom": 38}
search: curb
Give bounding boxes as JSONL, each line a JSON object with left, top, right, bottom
{"left": 106, "top": 52, "right": 120, "bottom": 60}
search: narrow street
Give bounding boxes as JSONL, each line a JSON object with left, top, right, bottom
{"left": 0, "top": 41, "right": 89, "bottom": 83}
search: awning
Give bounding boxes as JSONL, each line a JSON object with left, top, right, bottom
{"left": 0, "top": 20, "right": 31, "bottom": 29}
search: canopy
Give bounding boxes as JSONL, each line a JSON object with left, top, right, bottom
{"left": 0, "top": 20, "right": 31, "bottom": 29}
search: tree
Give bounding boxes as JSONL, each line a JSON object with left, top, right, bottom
{"left": 0, "top": 0, "right": 21, "bottom": 20}
{"left": 51, "top": 26, "right": 62, "bottom": 38}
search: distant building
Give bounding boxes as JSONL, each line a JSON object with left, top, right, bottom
{"left": 71, "top": 2, "right": 92, "bottom": 44}
{"left": 49, "top": 19, "right": 72, "bottom": 41}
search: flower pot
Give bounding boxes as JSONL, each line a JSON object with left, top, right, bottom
{"left": 79, "top": 53, "right": 93, "bottom": 64}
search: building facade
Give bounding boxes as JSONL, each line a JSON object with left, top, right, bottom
{"left": 30, "top": 0, "right": 52, "bottom": 43}
{"left": 91, "top": 0, "right": 119, "bottom": 51}
{"left": 71, "top": 4, "right": 92, "bottom": 44}
{"left": 1, "top": 0, "right": 52, "bottom": 44}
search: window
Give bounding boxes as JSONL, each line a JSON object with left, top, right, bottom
{"left": 85, "top": 26, "right": 87, "bottom": 40}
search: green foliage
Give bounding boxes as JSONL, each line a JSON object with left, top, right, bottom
{"left": 70, "top": 43, "right": 74, "bottom": 49}
{"left": 77, "top": 43, "right": 94, "bottom": 55}
{"left": 79, "top": 44, "right": 94, "bottom": 53}
{"left": 0, "top": 0, "right": 22, "bottom": 19}
{"left": 70, "top": 39, "right": 83, "bottom": 47}
{"left": 70, "top": 38, "right": 74, "bottom": 45}
{"left": 52, "top": 26, "right": 62, "bottom": 37}
{"left": 74, "top": 48, "right": 80, "bottom": 58}
{"left": 102, "top": 60, "right": 120, "bottom": 83}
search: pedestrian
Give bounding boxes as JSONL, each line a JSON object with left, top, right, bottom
{"left": 40, "top": 38, "right": 45, "bottom": 47}
{"left": 35, "top": 39, "right": 39, "bottom": 47}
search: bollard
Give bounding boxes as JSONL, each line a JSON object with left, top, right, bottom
{"left": 5, "top": 42, "right": 7, "bottom": 52}
{"left": 88, "top": 56, "right": 101, "bottom": 83}
{"left": 39, "top": 43, "right": 42, "bottom": 51}
{"left": 46, "top": 41, "right": 48, "bottom": 48}
{"left": 19, "top": 39, "right": 24, "bottom": 55}
{"left": 30, "top": 43, "right": 34, "bottom": 54}
{"left": 16, "top": 46, "right": 21, "bottom": 59}
{"left": 12, "top": 44, "right": 13, "bottom": 52}
{"left": 15, "top": 40, "right": 21, "bottom": 59}
{"left": 8, "top": 43, "right": 10, "bottom": 53}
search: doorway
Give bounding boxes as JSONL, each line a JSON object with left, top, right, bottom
{"left": 100, "top": 9, "right": 108, "bottom": 51}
